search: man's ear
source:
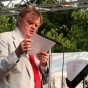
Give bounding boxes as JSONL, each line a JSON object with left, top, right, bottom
{"left": 18, "top": 16, "right": 22, "bottom": 25}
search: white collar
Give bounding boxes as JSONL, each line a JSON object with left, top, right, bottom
{"left": 15, "top": 27, "right": 24, "bottom": 41}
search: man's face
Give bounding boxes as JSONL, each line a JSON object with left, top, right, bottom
{"left": 18, "top": 13, "right": 41, "bottom": 38}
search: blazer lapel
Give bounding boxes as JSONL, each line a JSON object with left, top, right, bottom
{"left": 12, "top": 29, "right": 20, "bottom": 48}
{"left": 12, "top": 29, "right": 32, "bottom": 76}
{"left": 22, "top": 54, "right": 33, "bottom": 77}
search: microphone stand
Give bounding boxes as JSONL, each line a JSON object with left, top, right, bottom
{"left": 61, "top": 45, "right": 64, "bottom": 88}
{"left": 37, "top": 33, "right": 64, "bottom": 88}
{"left": 48, "top": 49, "right": 52, "bottom": 88}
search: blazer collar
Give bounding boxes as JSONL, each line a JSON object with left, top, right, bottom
{"left": 12, "top": 28, "right": 21, "bottom": 48}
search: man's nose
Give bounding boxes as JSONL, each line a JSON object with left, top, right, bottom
{"left": 31, "top": 24, "right": 36, "bottom": 29}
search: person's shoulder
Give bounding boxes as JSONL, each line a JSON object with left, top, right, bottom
{"left": 0, "top": 30, "right": 12, "bottom": 37}
{"left": 0, "top": 30, "right": 13, "bottom": 42}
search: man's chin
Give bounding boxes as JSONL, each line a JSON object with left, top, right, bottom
{"left": 26, "top": 34, "right": 33, "bottom": 38}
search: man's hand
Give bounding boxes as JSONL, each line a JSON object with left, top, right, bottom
{"left": 36, "top": 50, "right": 49, "bottom": 67}
{"left": 15, "top": 39, "right": 33, "bottom": 58}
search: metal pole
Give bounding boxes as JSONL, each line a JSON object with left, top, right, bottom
{"left": 61, "top": 45, "right": 64, "bottom": 88}
{"left": 83, "top": 76, "right": 86, "bottom": 88}
{"left": 48, "top": 49, "right": 52, "bottom": 88}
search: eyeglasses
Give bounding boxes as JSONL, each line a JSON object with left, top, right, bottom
{"left": 24, "top": 18, "right": 40, "bottom": 28}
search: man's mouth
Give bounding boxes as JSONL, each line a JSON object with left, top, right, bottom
{"left": 30, "top": 29, "right": 34, "bottom": 34}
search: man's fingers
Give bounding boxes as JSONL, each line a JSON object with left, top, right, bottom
{"left": 39, "top": 50, "right": 49, "bottom": 56}
{"left": 17, "top": 39, "right": 33, "bottom": 54}
{"left": 23, "top": 39, "right": 33, "bottom": 43}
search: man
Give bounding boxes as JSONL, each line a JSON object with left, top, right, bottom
{"left": 0, "top": 6, "right": 49, "bottom": 88}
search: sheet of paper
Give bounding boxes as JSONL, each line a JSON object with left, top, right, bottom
{"left": 66, "top": 59, "right": 88, "bottom": 81}
{"left": 27, "top": 33, "right": 56, "bottom": 57}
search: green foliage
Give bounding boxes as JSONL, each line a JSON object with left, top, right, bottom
{"left": 1, "top": 1, "right": 88, "bottom": 52}
{"left": 0, "top": 16, "right": 16, "bottom": 33}
{"left": 39, "top": 9, "right": 88, "bottom": 52}
{"left": 68, "top": 9, "right": 88, "bottom": 51}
